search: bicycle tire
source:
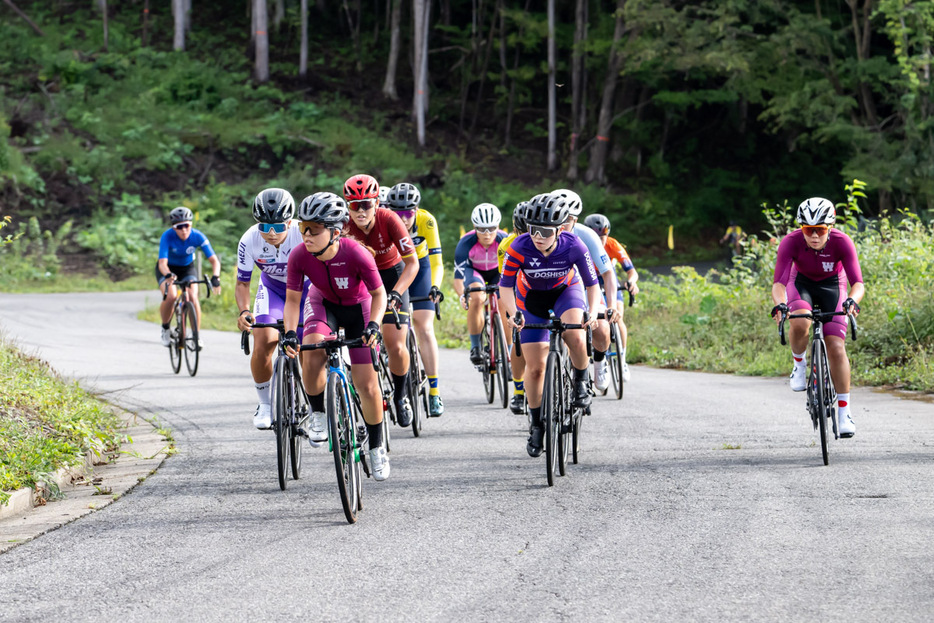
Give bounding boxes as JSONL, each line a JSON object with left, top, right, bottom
{"left": 608, "top": 323, "right": 624, "bottom": 400}
{"left": 572, "top": 410, "right": 582, "bottom": 464}
{"left": 558, "top": 357, "right": 572, "bottom": 476}
{"left": 493, "top": 314, "right": 511, "bottom": 409}
{"left": 168, "top": 307, "right": 182, "bottom": 374}
{"left": 273, "top": 357, "right": 290, "bottom": 490}
{"left": 289, "top": 360, "right": 305, "bottom": 480}
{"left": 543, "top": 351, "right": 561, "bottom": 486}
{"left": 482, "top": 316, "right": 494, "bottom": 404}
{"left": 813, "top": 339, "right": 830, "bottom": 466}
{"left": 183, "top": 303, "right": 199, "bottom": 376}
{"left": 327, "top": 371, "right": 359, "bottom": 523}
{"left": 407, "top": 331, "right": 423, "bottom": 437}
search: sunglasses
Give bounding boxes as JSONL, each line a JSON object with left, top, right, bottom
{"left": 348, "top": 199, "right": 376, "bottom": 212}
{"left": 258, "top": 222, "right": 288, "bottom": 234}
{"left": 394, "top": 209, "right": 416, "bottom": 219}
{"left": 476, "top": 226, "right": 498, "bottom": 234}
{"left": 173, "top": 222, "right": 191, "bottom": 230}
{"left": 801, "top": 225, "right": 830, "bottom": 237}
{"left": 529, "top": 225, "right": 557, "bottom": 239}
{"left": 299, "top": 221, "right": 330, "bottom": 236}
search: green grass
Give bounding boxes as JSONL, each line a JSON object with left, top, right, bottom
{"left": 0, "top": 339, "right": 128, "bottom": 505}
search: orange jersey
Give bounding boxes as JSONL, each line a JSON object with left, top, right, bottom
{"left": 604, "top": 236, "right": 634, "bottom": 271}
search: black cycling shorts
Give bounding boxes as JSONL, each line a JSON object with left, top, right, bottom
{"left": 379, "top": 261, "right": 411, "bottom": 326}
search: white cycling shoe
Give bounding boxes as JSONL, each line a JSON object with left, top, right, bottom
{"left": 622, "top": 362, "right": 631, "bottom": 383}
{"left": 593, "top": 360, "right": 609, "bottom": 392}
{"left": 309, "top": 411, "right": 328, "bottom": 442}
{"left": 838, "top": 410, "right": 856, "bottom": 438}
{"left": 369, "top": 447, "right": 391, "bottom": 481}
{"left": 789, "top": 365, "right": 807, "bottom": 392}
{"left": 160, "top": 327, "right": 172, "bottom": 346}
{"left": 253, "top": 404, "right": 272, "bottom": 430}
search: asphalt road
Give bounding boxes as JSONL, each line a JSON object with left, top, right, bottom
{"left": 0, "top": 291, "right": 932, "bottom": 622}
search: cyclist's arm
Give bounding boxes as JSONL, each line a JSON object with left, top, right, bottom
{"left": 848, "top": 282, "right": 865, "bottom": 309}
{"left": 624, "top": 267, "right": 640, "bottom": 296}
{"left": 585, "top": 284, "right": 602, "bottom": 322}
{"left": 422, "top": 212, "right": 445, "bottom": 287}
{"left": 284, "top": 288, "right": 302, "bottom": 335}
{"left": 235, "top": 281, "right": 253, "bottom": 330}
{"left": 157, "top": 258, "right": 171, "bottom": 277}
{"left": 369, "top": 285, "right": 388, "bottom": 327}
{"left": 428, "top": 252, "right": 444, "bottom": 288}
{"left": 394, "top": 252, "right": 419, "bottom": 296}
{"left": 498, "top": 285, "right": 519, "bottom": 328}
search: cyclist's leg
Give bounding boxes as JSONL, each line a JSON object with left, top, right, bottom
{"left": 188, "top": 282, "right": 203, "bottom": 330}
{"left": 825, "top": 336, "right": 850, "bottom": 393}
{"left": 409, "top": 258, "right": 441, "bottom": 398}
{"left": 556, "top": 288, "right": 591, "bottom": 407}
{"left": 787, "top": 276, "right": 813, "bottom": 390}
{"left": 156, "top": 265, "right": 178, "bottom": 325}
{"left": 463, "top": 269, "right": 487, "bottom": 362}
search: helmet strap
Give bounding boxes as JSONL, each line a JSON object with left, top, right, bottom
{"left": 311, "top": 230, "right": 338, "bottom": 257}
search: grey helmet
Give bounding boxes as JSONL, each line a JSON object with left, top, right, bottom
{"left": 796, "top": 197, "right": 836, "bottom": 226}
{"left": 252, "top": 188, "right": 296, "bottom": 224}
{"left": 169, "top": 206, "right": 193, "bottom": 224}
{"left": 583, "top": 213, "right": 610, "bottom": 236}
{"left": 297, "top": 192, "right": 350, "bottom": 229}
{"left": 525, "top": 193, "right": 569, "bottom": 227}
{"left": 513, "top": 201, "right": 530, "bottom": 234}
{"left": 387, "top": 182, "right": 421, "bottom": 211}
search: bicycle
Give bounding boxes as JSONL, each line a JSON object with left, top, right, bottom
{"left": 466, "top": 283, "right": 511, "bottom": 408}
{"left": 375, "top": 306, "right": 404, "bottom": 445}
{"left": 596, "top": 282, "right": 635, "bottom": 400}
{"left": 300, "top": 330, "right": 379, "bottom": 524}
{"left": 163, "top": 274, "right": 211, "bottom": 377}
{"left": 407, "top": 293, "right": 444, "bottom": 436}
{"left": 513, "top": 310, "right": 592, "bottom": 486}
{"left": 241, "top": 321, "right": 313, "bottom": 491}
{"left": 778, "top": 306, "right": 858, "bottom": 466}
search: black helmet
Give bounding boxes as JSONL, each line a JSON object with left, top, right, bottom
{"left": 253, "top": 188, "right": 296, "bottom": 224}
{"left": 583, "top": 213, "right": 610, "bottom": 236}
{"left": 298, "top": 192, "right": 350, "bottom": 229}
{"left": 387, "top": 182, "right": 421, "bottom": 211}
{"left": 513, "top": 201, "right": 530, "bottom": 233}
{"left": 525, "top": 192, "right": 569, "bottom": 227}
{"left": 169, "top": 207, "right": 193, "bottom": 224}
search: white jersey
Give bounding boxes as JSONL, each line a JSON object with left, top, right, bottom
{"left": 236, "top": 223, "right": 305, "bottom": 295}
{"left": 572, "top": 223, "right": 612, "bottom": 275}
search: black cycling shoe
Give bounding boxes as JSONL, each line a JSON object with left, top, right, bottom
{"left": 509, "top": 393, "right": 525, "bottom": 415}
{"left": 396, "top": 397, "right": 413, "bottom": 427}
{"left": 572, "top": 380, "right": 592, "bottom": 409}
{"left": 469, "top": 346, "right": 484, "bottom": 366}
{"left": 526, "top": 426, "right": 544, "bottom": 457}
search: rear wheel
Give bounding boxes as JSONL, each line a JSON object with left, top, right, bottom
{"left": 543, "top": 352, "right": 562, "bottom": 487}
{"left": 273, "top": 357, "right": 290, "bottom": 490}
{"left": 183, "top": 302, "right": 199, "bottom": 377}
{"left": 608, "top": 323, "right": 624, "bottom": 400}
{"left": 327, "top": 371, "right": 359, "bottom": 523}
{"left": 168, "top": 306, "right": 182, "bottom": 374}
{"left": 482, "top": 314, "right": 494, "bottom": 404}
{"left": 493, "top": 315, "right": 511, "bottom": 409}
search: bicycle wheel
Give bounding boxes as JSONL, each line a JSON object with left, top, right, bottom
{"left": 289, "top": 359, "right": 305, "bottom": 480}
{"left": 273, "top": 357, "right": 291, "bottom": 490}
{"left": 558, "top": 358, "right": 572, "bottom": 477}
{"left": 327, "top": 371, "right": 359, "bottom": 523}
{"left": 812, "top": 340, "right": 830, "bottom": 466}
{"left": 168, "top": 307, "right": 182, "bottom": 374}
{"left": 543, "top": 351, "right": 562, "bottom": 486}
{"left": 493, "top": 315, "right": 511, "bottom": 409}
{"left": 608, "top": 323, "right": 624, "bottom": 400}
{"left": 572, "top": 410, "right": 582, "bottom": 464}
{"left": 482, "top": 316, "right": 494, "bottom": 404}
{"left": 183, "top": 302, "right": 199, "bottom": 376}
{"left": 407, "top": 331, "right": 423, "bottom": 437}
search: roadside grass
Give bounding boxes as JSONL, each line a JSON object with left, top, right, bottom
{"left": 0, "top": 338, "right": 129, "bottom": 506}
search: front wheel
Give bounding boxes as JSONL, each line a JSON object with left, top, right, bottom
{"left": 327, "top": 371, "right": 359, "bottom": 524}
{"left": 572, "top": 411, "right": 582, "bottom": 464}
{"left": 273, "top": 357, "right": 291, "bottom": 490}
{"left": 183, "top": 302, "right": 199, "bottom": 377}
{"left": 543, "top": 352, "right": 562, "bottom": 487}
{"left": 168, "top": 306, "right": 182, "bottom": 374}
{"left": 812, "top": 340, "right": 830, "bottom": 466}
{"left": 289, "top": 359, "right": 305, "bottom": 480}
{"left": 493, "top": 314, "right": 511, "bottom": 409}
{"left": 608, "top": 323, "right": 624, "bottom": 401}
{"left": 481, "top": 315, "right": 494, "bottom": 404}
{"left": 407, "top": 331, "right": 424, "bottom": 438}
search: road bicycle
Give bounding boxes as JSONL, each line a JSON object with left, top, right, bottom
{"left": 514, "top": 310, "right": 592, "bottom": 486}
{"left": 596, "top": 282, "right": 635, "bottom": 400}
{"left": 465, "top": 283, "right": 511, "bottom": 408}
{"left": 406, "top": 293, "right": 444, "bottom": 436}
{"left": 301, "top": 330, "right": 379, "bottom": 524}
{"left": 778, "top": 306, "right": 858, "bottom": 466}
{"left": 163, "top": 274, "right": 211, "bottom": 377}
{"left": 242, "top": 321, "right": 312, "bottom": 490}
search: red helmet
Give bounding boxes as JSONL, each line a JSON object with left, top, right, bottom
{"left": 343, "top": 174, "right": 380, "bottom": 202}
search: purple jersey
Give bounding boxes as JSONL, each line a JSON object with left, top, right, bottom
{"left": 773, "top": 229, "right": 863, "bottom": 285}
{"left": 287, "top": 238, "right": 382, "bottom": 305}
{"left": 500, "top": 232, "right": 598, "bottom": 292}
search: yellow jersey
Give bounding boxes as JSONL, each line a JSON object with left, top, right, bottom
{"left": 411, "top": 209, "right": 444, "bottom": 287}
{"left": 497, "top": 232, "right": 518, "bottom": 273}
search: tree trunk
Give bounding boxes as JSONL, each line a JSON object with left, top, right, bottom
{"left": 503, "top": 0, "right": 530, "bottom": 149}
{"left": 382, "top": 0, "right": 402, "bottom": 99}
{"left": 273, "top": 0, "right": 285, "bottom": 30}
{"left": 142, "top": 0, "right": 150, "bottom": 47}
{"left": 254, "top": 0, "right": 270, "bottom": 82}
{"left": 99, "top": 0, "right": 108, "bottom": 51}
{"left": 566, "top": 0, "right": 586, "bottom": 181}
{"left": 299, "top": 0, "right": 309, "bottom": 76}
{"left": 413, "top": 0, "right": 431, "bottom": 146}
{"left": 172, "top": 0, "right": 185, "bottom": 50}
{"left": 183, "top": 0, "right": 191, "bottom": 31}
{"left": 468, "top": 0, "right": 501, "bottom": 139}
{"left": 546, "top": 0, "right": 557, "bottom": 171}
{"left": 584, "top": 0, "right": 626, "bottom": 184}
{"left": 2, "top": 0, "right": 45, "bottom": 36}
{"left": 845, "top": 0, "right": 879, "bottom": 127}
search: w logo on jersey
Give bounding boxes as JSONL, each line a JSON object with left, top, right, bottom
{"left": 335, "top": 277, "right": 350, "bottom": 290}
{"left": 822, "top": 261, "right": 835, "bottom": 272}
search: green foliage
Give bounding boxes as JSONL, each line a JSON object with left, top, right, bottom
{"left": 74, "top": 193, "right": 162, "bottom": 272}
{"left": 0, "top": 216, "right": 73, "bottom": 287}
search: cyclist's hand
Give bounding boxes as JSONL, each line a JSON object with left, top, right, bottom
{"left": 237, "top": 310, "right": 254, "bottom": 332}
{"left": 210, "top": 275, "right": 222, "bottom": 296}
{"left": 282, "top": 330, "right": 300, "bottom": 358}
{"left": 429, "top": 285, "right": 444, "bottom": 303}
{"left": 363, "top": 321, "right": 382, "bottom": 346}
{"left": 627, "top": 282, "right": 640, "bottom": 296}
{"left": 506, "top": 312, "right": 523, "bottom": 330}
{"left": 459, "top": 293, "right": 469, "bottom": 310}
{"left": 771, "top": 302, "right": 788, "bottom": 325}
{"left": 843, "top": 298, "right": 861, "bottom": 317}
{"left": 387, "top": 290, "right": 403, "bottom": 311}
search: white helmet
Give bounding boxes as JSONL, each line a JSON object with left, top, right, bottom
{"left": 551, "top": 188, "right": 582, "bottom": 217}
{"left": 471, "top": 203, "right": 501, "bottom": 229}
{"left": 796, "top": 197, "right": 836, "bottom": 226}
{"left": 378, "top": 186, "right": 390, "bottom": 207}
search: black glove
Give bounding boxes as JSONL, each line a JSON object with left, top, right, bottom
{"left": 388, "top": 290, "right": 404, "bottom": 308}
{"left": 363, "top": 321, "right": 382, "bottom": 343}
{"left": 770, "top": 302, "right": 788, "bottom": 318}
{"left": 429, "top": 285, "right": 444, "bottom": 302}
{"left": 282, "top": 330, "right": 300, "bottom": 351}
{"left": 210, "top": 275, "right": 221, "bottom": 288}
{"left": 843, "top": 298, "right": 860, "bottom": 314}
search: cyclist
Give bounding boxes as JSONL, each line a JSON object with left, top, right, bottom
{"left": 156, "top": 207, "right": 222, "bottom": 347}
{"left": 282, "top": 192, "right": 390, "bottom": 480}
{"left": 342, "top": 174, "right": 419, "bottom": 428}
{"left": 552, "top": 189, "right": 618, "bottom": 394}
{"left": 386, "top": 182, "right": 446, "bottom": 417}
{"left": 500, "top": 192, "right": 601, "bottom": 457}
{"left": 719, "top": 221, "right": 744, "bottom": 256}
{"left": 498, "top": 201, "right": 529, "bottom": 414}
{"left": 235, "top": 188, "right": 309, "bottom": 430}
{"left": 770, "top": 197, "right": 864, "bottom": 437}
{"left": 453, "top": 203, "right": 507, "bottom": 366}
{"left": 584, "top": 213, "right": 639, "bottom": 383}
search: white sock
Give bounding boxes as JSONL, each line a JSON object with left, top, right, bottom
{"left": 255, "top": 381, "right": 271, "bottom": 405}
{"left": 620, "top": 348, "right": 627, "bottom": 363}
{"left": 837, "top": 393, "right": 851, "bottom": 416}
{"left": 792, "top": 351, "right": 806, "bottom": 369}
